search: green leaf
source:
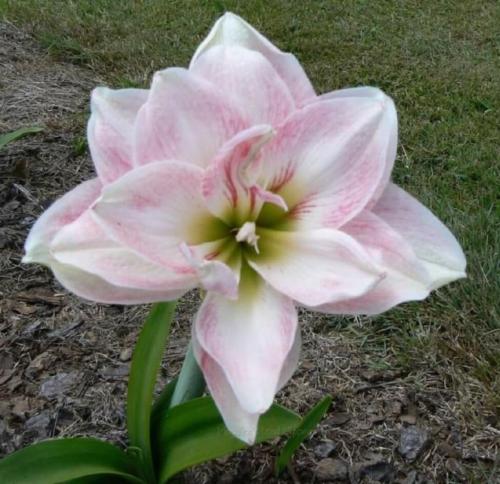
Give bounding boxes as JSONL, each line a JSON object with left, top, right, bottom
{"left": 275, "top": 395, "right": 332, "bottom": 476}
{"left": 151, "top": 377, "right": 178, "bottom": 428}
{"left": 127, "top": 302, "right": 176, "bottom": 483}
{"left": 0, "top": 126, "right": 43, "bottom": 150}
{"left": 155, "top": 396, "right": 301, "bottom": 482}
{"left": 0, "top": 438, "right": 143, "bottom": 484}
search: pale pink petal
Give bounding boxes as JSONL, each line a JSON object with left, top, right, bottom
{"left": 192, "top": 323, "right": 300, "bottom": 444}
{"left": 191, "top": 12, "right": 315, "bottom": 106}
{"left": 194, "top": 276, "right": 298, "bottom": 416}
{"left": 311, "top": 87, "right": 397, "bottom": 206}
{"left": 133, "top": 68, "right": 245, "bottom": 167}
{"left": 23, "top": 178, "right": 102, "bottom": 265}
{"left": 315, "top": 86, "right": 389, "bottom": 102}
{"left": 92, "top": 161, "right": 222, "bottom": 270}
{"left": 51, "top": 211, "right": 197, "bottom": 293}
{"left": 248, "top": 228, "right": 384, "bottom": 307}
{"left": 88, "top": 87, "right": 147, "bottom": 184}
{"left": 202, "top": 125, "right": 287, "bottom": 224}
{"left": 373, "top": 183, "right": 466, "bottom": 288}
{"left": 180, "top": 243, "right": 238, "bottom": 299}
{"left": 261, "top": 95, "right": 397, "bottom": 230}
{"left": 277, "top": 328, "right": 301, "bottom": 391}
{"left": 318, "top": 210, "right": 432, "bottom": 315}
{"left": 191, "top": 45, "right": 294, "bottom": 125}
{"left": 192, "top": 334, "right": 260, "bottom": 444}
{"left": 52, "top": 262, "right": 185, "bottom": 305}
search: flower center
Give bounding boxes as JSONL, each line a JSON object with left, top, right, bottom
{"left": 235, "top": 221, "right": 260, "bottom": 254}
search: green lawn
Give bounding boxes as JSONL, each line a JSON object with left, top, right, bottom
{"left": 1, "top": 0, "right": 498, "bottom": 440}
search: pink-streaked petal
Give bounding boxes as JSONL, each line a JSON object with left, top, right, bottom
{"left": 192, "top": 333, "right": 260, "bottom": 444}
{"left": 262, "top": 94, "right": 397, "bottom": 230}
{"left": 133, "top": 68, "right": 245, "bottom": 167}
{"left": 195, "top": 275, "right": 298, "bottom": 416}
{"left": 312, "top": 87, "right": 398, "bottom": 206}
{"left": 88, "top": 87, "right": 148, "bottom": 184}
{"left": 92, "top": 161, "right": 221, "bottom": 270}
{"left": 192, "top": 13, "right": 315, "bottom": 106}
{"left": 52, "top": 262, "right": 186, "bottom": 305}
{"left": 202, "top": 125, "right": 286, "bottom": 224}
{"left": 23, "top": 178, "right": 102, "bottom": 265}
{"left": 191, "top": 45, "right": 294, "bottom": 125}
{"left": 317, "top": 210, "right": 432, "bottom": 315}
{"left": 51, "top": 212, "right": 197, "bottom": 292}
{"left": 248, "top": 228, "right": 384, "bottom": 307}
{"left": 373, "top": 183, "right": 466, "bottom": 288}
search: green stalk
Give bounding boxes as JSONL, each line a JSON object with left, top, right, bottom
{"left": 168, "top": 341, "right": 205, "bottom": 408}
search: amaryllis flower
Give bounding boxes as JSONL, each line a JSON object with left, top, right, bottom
{"left": 23, "top": 13, "right": 466, "bottom": 443}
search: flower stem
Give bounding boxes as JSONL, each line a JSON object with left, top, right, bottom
{"left": 169, "top": 341, "right": 205, "bottom": 408}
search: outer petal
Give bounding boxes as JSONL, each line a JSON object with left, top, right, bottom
{"left": 23, "top": 178, "right": 102, "bottom": 265}
{"left": 318, "top": 211, "right": 432, "bottom": 315}
{"left": 261, "top": 94, "right": 396, "bottom": 230}
{"left": 373, "top": 183, "right": 466, "bottom": 288}
{"left": 192, "top": 326, "right": 301, "bottom": 445}
{"left": 194, "top": 274, "right": 298, "bottom": 419}
{"left": 133, "top": 68, "right": 245, "bottom": 167}
{"left": 312, "top": 87, "right": 398, "bottom": 207}
{"left": 191, "top": 45, "right": 294, "bottom": 125}
{"left": 192, "top": 335, "right": 260, "bottom": 444}
{"left": 22, "top": 177, "right": 187, "bottom": 304}
{"left": 191, "top": 12, "right": 315, "bottom": 106}
{"left": 51, "top": 211, "right": 197, "bottom": 292}
{"left": 52, "top": 262, "right": 186, "bottom": 305}
{"left": 88, "top": 87, "right": 148, "bottom": 184}
{"left": 92, "top": 161, "right": 222, "bottom": 270}
{"left": 248, "top": 228, "right": 384, "bottom": 307}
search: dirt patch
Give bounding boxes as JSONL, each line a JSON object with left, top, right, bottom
{"left": 0, "top": 21, "right": 498, "bottom": 483}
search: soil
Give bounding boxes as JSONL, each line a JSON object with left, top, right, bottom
{"left": 0, "top": 21, "right": 498, "bottom": 483}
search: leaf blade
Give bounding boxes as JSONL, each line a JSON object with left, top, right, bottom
{"left": 127, "top": 302, "right": 176, "bottom": 483}
{"left": 0, "top": 126, "right": 43, "bottom": 150}
{"left": 0, "top": 438, "right": 142, "bottom": 484}
{"left": 155, "top": 396, "right": 301, "bottom": 482}
{"left": 275, "top": 395, "right": 332, "bottom": 476}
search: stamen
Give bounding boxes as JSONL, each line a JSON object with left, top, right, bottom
{"left": 235, "top": 222, "right": 260, "bottom": 253}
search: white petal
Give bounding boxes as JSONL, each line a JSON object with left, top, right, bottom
{"left": 195, "top": 274, "right": 298, "bottom": 415}
{"left": 133, "top": 68, "right": 245, "bottom": 167}
{"left": 191, "top": 12, "right": 315, "bottom": 106}
{"left": 51, "top": 211, "right": 197, "bottom": 292}
{"left": 52, "top": 262, "right": 185, "bottom": 305}
{"left": 92, "top": 161, "right": 221, "bottom": 270}
{"left": 318, "top": 210, "right": 432, "bottom": 315}
{"left": 88, "top": 87, "right": 147, "bottom": 183}
{"left": 192, "top": 333, "right": 260, "bottom": 444}
{"left": 23, "top": 178, "right": 102, "bottom": 265}
{"left": 201, "top": 125, "right": 286, "bottom": 224}
{"left": 312, "top": 86, "right": 398, "bottom": 206}
{"left": 261, "top": 94, "right": 396, "bottom": 230}
{"left": 191, "top": 45, "right": 294, "bottom": 125}
{"left": 373, "top": 183, "right": 466, "bottom": 288}
{"left": 248, "top": 228, "right": 384, "bottom": 307}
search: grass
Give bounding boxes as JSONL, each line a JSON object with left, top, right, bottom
{"left": 1, "top": 0, "right": 499, "bottom": 445}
